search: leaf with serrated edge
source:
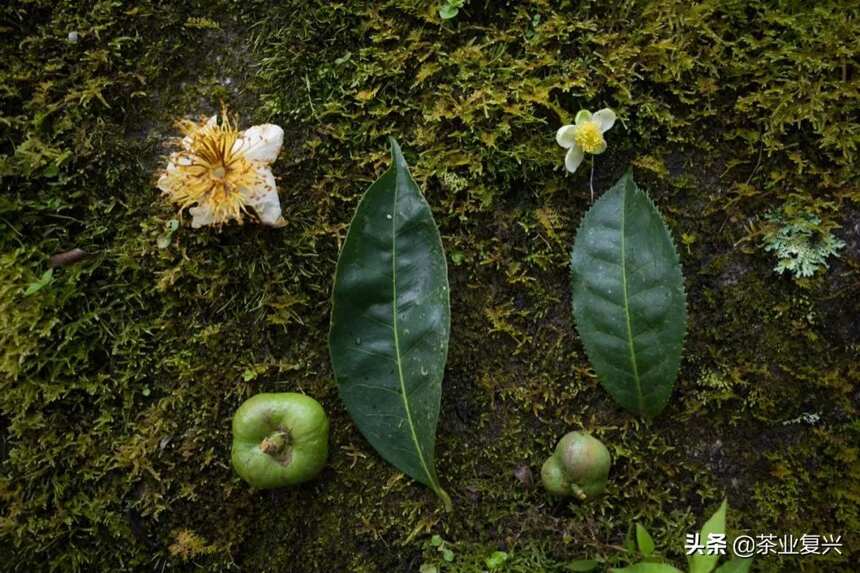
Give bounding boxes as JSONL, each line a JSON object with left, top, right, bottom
{"left": 570, "top": 172, "right": 687, "bottom": 417}
{"left": 329, "top": 138, "right": 452, "bottom": 510}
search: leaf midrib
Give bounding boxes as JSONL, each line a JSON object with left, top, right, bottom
{"left": 390, "top": 166, "right": 438, "bottom": 492}
{"left": 619, "top": 185, "right": 644, "bottom": 413}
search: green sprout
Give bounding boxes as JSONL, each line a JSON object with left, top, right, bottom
{"left": 439, "top": 0, "right": 466, "bottom": 20}
{"left": 421, "top": 534, "right": 456, "bottom": 571}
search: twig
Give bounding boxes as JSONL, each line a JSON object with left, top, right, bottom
{"left": 50, "top": 248, "right": 88, "bottom": 268}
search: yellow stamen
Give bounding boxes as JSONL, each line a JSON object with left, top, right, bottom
{"left": 159, "top": 107, "right": 260, "bottom": 226}
{"left": 574, "top": 121, "right": 605, "bottom": 154}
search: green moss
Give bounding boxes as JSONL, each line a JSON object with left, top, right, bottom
{"left": 1, "top": 0, "right": 858, "bottom": 571}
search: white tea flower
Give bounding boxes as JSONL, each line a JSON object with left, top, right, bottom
{"left": 158, "top": 107, "right": 285, "bottom": 228}
{"left": 556, "top": 108, "right": 616, "bottom": 174}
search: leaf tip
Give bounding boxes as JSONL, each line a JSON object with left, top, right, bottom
{"left": 388, "top": 136, "right": 404, "bottom": 164}
{"left": 621, "top": 168, "right": 637, "bottom": 191}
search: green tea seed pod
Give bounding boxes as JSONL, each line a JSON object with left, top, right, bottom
{"left": 541, "top": 431, "right": 610, "bottom": 500}
{"left": 231, "top": 393, "right": 329, "bottom": 489}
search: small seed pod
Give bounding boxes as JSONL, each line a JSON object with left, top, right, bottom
{"left": 541, "top": 431, "right": 610, "bottom": 500}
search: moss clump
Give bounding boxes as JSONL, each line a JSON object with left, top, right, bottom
{"left": 1, "top": 0, "right": 858, "bottom": 571}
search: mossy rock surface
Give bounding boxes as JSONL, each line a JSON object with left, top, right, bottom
{"left": 1, "top": 1, "right": 858, "bottom": 571}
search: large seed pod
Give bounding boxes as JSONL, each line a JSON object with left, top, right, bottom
{"left": 231, "top": 393, "right": 329, "bottom": 489}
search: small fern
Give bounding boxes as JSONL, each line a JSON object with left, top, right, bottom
{"left": 761, "top": 211, "right": 845, "bottom": 278}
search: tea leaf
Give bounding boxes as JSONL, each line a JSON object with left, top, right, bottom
{"left": 570, "top": 172, "right": 687, "bottom": 417}
{"left": 330, "top": 138, "right": 452, "bottom": 510}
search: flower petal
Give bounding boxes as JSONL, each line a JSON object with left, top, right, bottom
{"left": 157, "top": 173, "right": 171, "bottom": 194}
{"left": 556, "top": 125, "right": 577, "bottom": 149}
{"left": 574, "top": 109, "right": 592, "bottom": 125}
{"left": 236, "top": 124, "right": 284, "bottom": 163}
{"left": 244, "top": 167, "right": 284, "bottom": 226}
{"left": 250, "top": 189, "right": 284, "bottom": 227}
{"left": 189, "top": 204, "right": 215, "bottom": 228}
{"left": 565, "top": 145, "right": 585, "bottom": 173}
{"left": 593, "top": 108, "right": 616, "bottom": 133}
{"left": 157, "top": 159, "right": 183, "bottom": 193}
{"left": 591, "top": 138, "right": 607, "bottom": 155}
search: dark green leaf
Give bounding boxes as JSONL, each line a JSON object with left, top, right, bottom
{"left": 570, "top": 172, "right": 687, "bottom": 417}
{"left": 690, "top": 500, "right": 727, "bottom": 573}
{"left": 330, "top": 138, "right": 452, "bottom": 510}
{"left": 569, "top": 559, "right": 600, "bottom": 571}
{"left": 636, "top": 523, "right": 655, "bottom": 556}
